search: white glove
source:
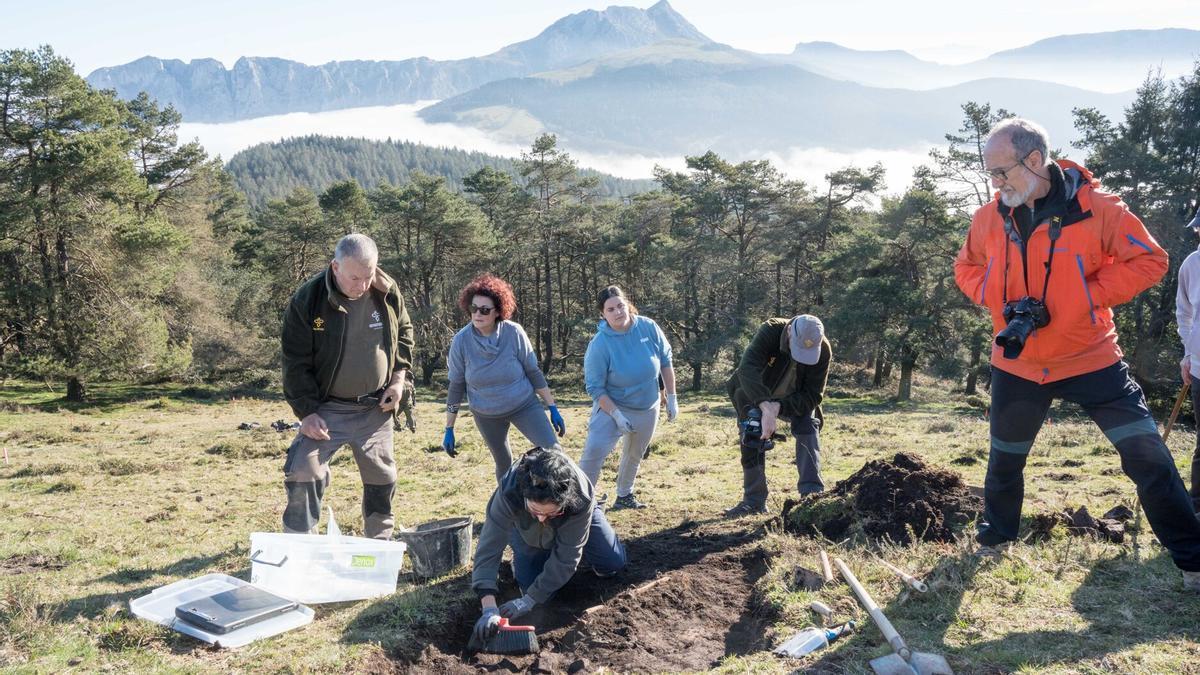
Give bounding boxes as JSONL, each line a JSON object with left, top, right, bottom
{"left": 665, "top": 394, "right": 678, "bottom": 422}
{"left": 610, "top": 408, "right": 636, "bottom": 435}
{"left": 498, "top": 594, "right": 536, "bottom": 619}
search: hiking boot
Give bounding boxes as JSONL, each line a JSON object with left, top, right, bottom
{"left": 1184, "top": 570, "right": 1200, "bottom": 592}
{"left": 610, "top": 493, "right": 647, "bottom": 511}
{"left": 973, "top": 541, "right": 1011, "bottom": 560}
{"left": 723, "top": 502, "right": 767, "bottom": 518}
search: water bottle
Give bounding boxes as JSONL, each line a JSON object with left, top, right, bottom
{"left": 773, "top": 621, "right": 856, "bottom": 657}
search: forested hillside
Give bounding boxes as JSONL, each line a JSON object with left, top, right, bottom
{"left": 225, "top": 136, "right": 655, "bottom": 208}
{"left": 4, "top": 46, "right": 1199, "bottom": 411}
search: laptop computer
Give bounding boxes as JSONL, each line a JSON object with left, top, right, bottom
{"left": 174, "top": 585, "right": 299, "bottom": 635}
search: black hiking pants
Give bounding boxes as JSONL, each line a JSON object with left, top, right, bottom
{"left": 981, "top": 361, "right": 1200, "bottom": 571}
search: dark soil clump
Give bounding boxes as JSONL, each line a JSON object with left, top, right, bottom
{"left": 1026, "top": 504, "right": 1134, "bottom": 543}
{"left": 792, "top": 566, "right": 827, "bottom": 591}
{"left": 782, "top": 452, "right": 982, "bottom": 545}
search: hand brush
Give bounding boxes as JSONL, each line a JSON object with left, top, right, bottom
{"left": 468, "top": 617, "right": 539, "bottom": 655}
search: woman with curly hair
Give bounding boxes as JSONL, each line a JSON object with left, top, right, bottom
{"left": 443, "top": 274, "right": 566, "bottom": 481}
{"left": 580, "top": 285, "right": 677, "bottom": 510}
{"left": 471, "top": 447, "right": 626, "bottom": 644}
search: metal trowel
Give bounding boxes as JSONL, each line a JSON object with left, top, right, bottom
{"left": 833, "top": 558, "right": 953, "bottom": 675}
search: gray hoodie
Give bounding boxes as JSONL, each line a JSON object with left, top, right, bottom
{"left": 446, "top": 320, "right": 549, "bottom": 417}
{"left": 471, "top": 452, "right": 596, "bottom": 604}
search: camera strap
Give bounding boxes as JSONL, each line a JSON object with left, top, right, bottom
{"left": 1040, "top": 216, "right": 1063, "bottom": 302}
{"left": 1001, "top": 213, "right": 1062, "bottom": 306}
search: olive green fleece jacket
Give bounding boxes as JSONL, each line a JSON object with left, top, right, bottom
{"left": 281, "top": 266, "right": 414, "bottom": 420}
{"left": 727, "top": 317, "right": 831, "bottom": 421}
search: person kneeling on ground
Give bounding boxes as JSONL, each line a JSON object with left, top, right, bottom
{"left": 725, "top": 314, "right": 831, "bottom": 517}
{"left": 471, "top": 447, "right": 628, "bottom": 645}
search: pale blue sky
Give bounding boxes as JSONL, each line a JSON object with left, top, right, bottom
{"left": 6, "top": 0, "right": 1199, "bottom": 74}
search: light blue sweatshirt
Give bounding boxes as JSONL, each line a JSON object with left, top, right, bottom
{"left": 584, "top": 315, "right": 672, "bottom": 411}
{"left": 446, "top": 320, "right": 548, "bottom": 417}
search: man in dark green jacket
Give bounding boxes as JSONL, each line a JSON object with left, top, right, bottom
{"left": 280, "top": 233, "right": 414, "bottom": 539}
{"left": 725, "top": 315, "right": 831, "bottom": 517}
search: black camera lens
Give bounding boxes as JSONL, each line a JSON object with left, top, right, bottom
{"left": 996, "top": 297, "right": 1051, "bottom": 359}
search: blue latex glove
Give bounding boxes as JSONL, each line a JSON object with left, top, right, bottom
{"left": 442, "top": 427, "right": 458, "bottom": 457}
{"left": 499, "top": 594, "right": 536, "bottom": 619}
{"left": 548, "top": 405, "right": 566, "bottom": 437}
{"left": 472, "top": 607, "right": 500, "bottom": 646}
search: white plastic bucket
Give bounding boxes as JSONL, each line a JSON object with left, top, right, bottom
{"left": 249, "top": 532, "right": 407, "bottom": 604}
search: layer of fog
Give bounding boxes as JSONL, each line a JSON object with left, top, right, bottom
{"left": 179, "top": 102, "right": 938, "bottom": 194}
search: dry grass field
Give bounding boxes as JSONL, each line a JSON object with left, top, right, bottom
{"left": 2, "top": 373, "right": 1199, "bottom": 673}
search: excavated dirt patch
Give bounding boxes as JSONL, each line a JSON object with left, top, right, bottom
{"left": 552, "top": 549, "right": 771, "bottom": 672}
{"left": 783, "top": 452, "right": 982, "bottom": 545}
{"left": 1, "top": 553, "right": 67, "bottom": 575}
{"left": 387, "top": 521, "right": 774, "bottom": 673}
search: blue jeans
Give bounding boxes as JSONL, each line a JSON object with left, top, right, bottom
{"left": 981, "top": 362, "right": 1200, "bottom": 571}
{"left": 509, "top": 504, "right": 628, "bottom": 592}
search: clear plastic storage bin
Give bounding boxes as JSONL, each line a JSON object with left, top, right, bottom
{"left": 129, "top": 573, "right": 313, "bottom": 648}
{"left": 249, "top": 531, "right": 407, "bottom": 604}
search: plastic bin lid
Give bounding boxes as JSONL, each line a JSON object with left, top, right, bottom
{"left": 130, "top": 573, "right": 313, "bottom": 648}
{"left": 250, "top": 531, "right": 408, "bottom": 551}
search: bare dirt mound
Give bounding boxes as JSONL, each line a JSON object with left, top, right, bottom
{"left": 783, "top": 452, "right": 982, "bottom": 545}
{"left": 381, "top": 521, "right": 774, "bottom": 673}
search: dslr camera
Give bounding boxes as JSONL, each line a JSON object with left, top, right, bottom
{"left": 995, "top": 296, "right": 1051, "bottom": 359}
{"left": 740, "top": 406, "right": 786, "bottom": 453}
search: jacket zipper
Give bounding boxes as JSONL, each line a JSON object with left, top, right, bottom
{"left": 321, "top": 305, "right": 348, "bottom": 400}
{"left": 981, "top": 256, "right": 993, "bottom": 304}
{"left": 1075, "top": 255, "right": 1097, "bottom": 325}
{"left": 383, "top": 287, "right": 395, "bottom": 374}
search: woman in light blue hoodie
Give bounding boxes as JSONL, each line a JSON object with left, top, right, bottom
{"left": 580, "top": 285, "right": 677, "bottom": 510}
{"left": 443, "top": 274, "right": 566, "bottom": 482}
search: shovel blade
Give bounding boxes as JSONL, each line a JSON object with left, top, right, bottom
{"left": 869, "top": 652, "right": 954, "bottom": 675}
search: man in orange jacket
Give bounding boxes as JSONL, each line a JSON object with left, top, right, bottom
{"left": 955, "top": 118, "right": 1200, "bottom": 591}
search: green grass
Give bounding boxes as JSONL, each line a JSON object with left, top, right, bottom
{"left": 1, "top": 374, "right": 1198, "bottom": 672}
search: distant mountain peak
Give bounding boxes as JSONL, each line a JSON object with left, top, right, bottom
{"left": 981, "top": 27, "right": 1200, "bottom": 61}
{"left": 486, "top": 2, "right": 711, "bottom": 73}
{"left": 522, "top": 1, "right": 711, "bottom": 45}
{"left": 791, "top": 41, "right": 920, "bottom": 61}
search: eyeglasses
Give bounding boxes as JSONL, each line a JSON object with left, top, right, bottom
{"left": 470, "top": 305, "right": 495, "bottom": 316}
{"left": 986, "top": 151, "right": 1033, "bottom": 182}
{"left": 525, "top": 500, "right": 563, "bottom": 520}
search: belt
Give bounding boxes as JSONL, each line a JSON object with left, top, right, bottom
{"left": 327, "top": 387, "right": 386, "bottom": 405}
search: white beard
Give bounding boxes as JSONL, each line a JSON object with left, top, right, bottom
{"left": 999, "top": 181, "right": 1037, "bottom": 208}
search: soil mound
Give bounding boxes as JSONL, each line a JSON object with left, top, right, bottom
{"left": 783, "top": 452, "right": 982, "bottom": 545}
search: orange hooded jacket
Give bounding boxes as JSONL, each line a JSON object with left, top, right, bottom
{"left": 954, "top": 160, "right": 1167, "bottom": 384}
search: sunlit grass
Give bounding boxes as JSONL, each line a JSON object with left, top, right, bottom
{"left": 1, "top": 374, "right": 1197, "bottom": 673}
